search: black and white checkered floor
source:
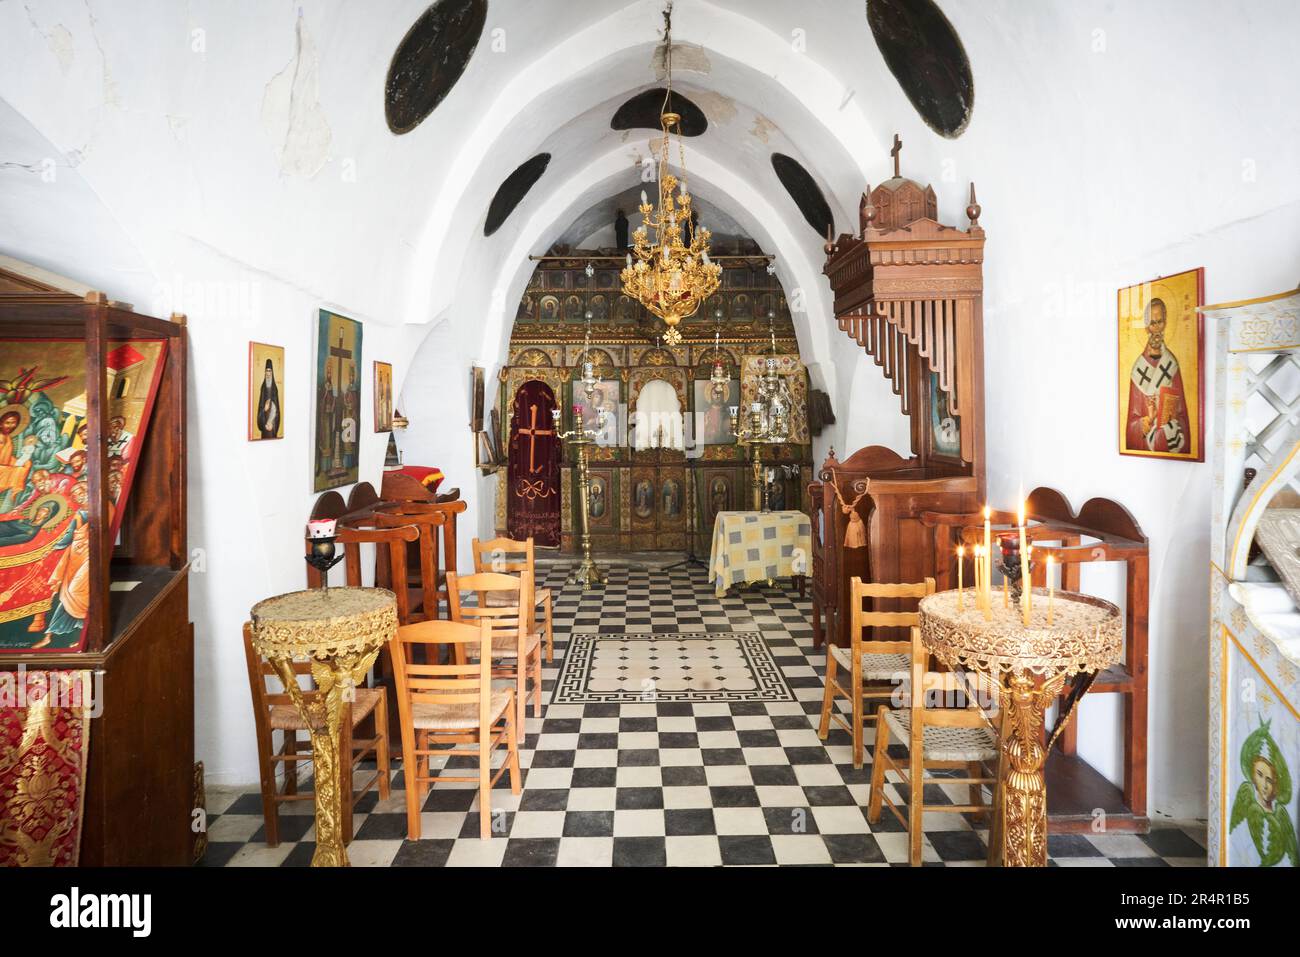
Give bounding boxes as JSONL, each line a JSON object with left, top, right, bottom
{"left": 202, "top": 562, "right": 1207, "bottom": 867}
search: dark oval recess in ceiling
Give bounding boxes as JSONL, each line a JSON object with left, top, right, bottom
{"left": 611, "top": 89, "right": 708, "bottom": 136}
{"left": 485, "top": 154, "right": 551, "bottom": 236}
{"left": 385, "top": 0, "right": 488, "bottom": 135}
{"left": 867, "top": 0, "right": 973, "bottom": 138}
{"left": 770, "top": 154, "right": 833, "bottom": 238}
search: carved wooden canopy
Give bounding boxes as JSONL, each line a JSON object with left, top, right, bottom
{"left": 823, "top": 157, "right": 986, "bottom": 475}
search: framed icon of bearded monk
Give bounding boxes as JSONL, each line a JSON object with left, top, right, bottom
{"left": 1117, "top": 267, "right": 1204, "bottom": 461}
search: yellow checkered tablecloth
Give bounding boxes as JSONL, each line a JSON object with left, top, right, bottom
{"left": 709, "top": 510, "right": 811, "bottom": 597}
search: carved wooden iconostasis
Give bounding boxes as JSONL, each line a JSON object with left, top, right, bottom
{"left": 495, "top": 257, "right": 813, "bottom": 553}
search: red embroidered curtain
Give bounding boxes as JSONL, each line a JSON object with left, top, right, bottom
{"left": 0, "top": 670, "right": 92, "bottom": 866}
{"left": 507, "top": 381, "right": 561, "bottom": 547}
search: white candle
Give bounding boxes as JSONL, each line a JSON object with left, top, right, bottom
{"left": 1018, "top": 500, "right": 1030, "bottom": 626}
{"left": 957, "top": 545, "right": 965, "bottom": 611}
{"left": 983, "top": 506, "right": 992, "bottom": 604}
{"left": 1047, "top": 555, "right": 1056, "bottom": 625}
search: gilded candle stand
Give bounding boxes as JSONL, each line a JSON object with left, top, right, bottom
{"left": 249, "top": 587, "right": 398, "bottom": 867}
{"left": 555, "top": 407, "right": 606, "bottom": 589}
{"left": 918, "top": 588, "right": 1122, "bottom": 866}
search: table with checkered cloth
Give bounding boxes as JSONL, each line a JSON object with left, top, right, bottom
{"left": 709, "top": 510, "right": 811, "bottom": 597}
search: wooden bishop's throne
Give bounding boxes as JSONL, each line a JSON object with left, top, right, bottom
{"left": 810, "top": 143, "right": 986, "bottom": 650}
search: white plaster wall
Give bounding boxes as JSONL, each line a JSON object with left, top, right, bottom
{"left": 0, "top": 4, "right": 415, "bottom": 785}
{"left": 818, "top": 2, "right": 1300, "bottom": 820}
{"left": 394, "top": 319, "right": 482, "bottom": 574}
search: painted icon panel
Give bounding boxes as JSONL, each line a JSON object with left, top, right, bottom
{"left": 0, "top": 337, "right": 167, "bottom": 652}
{"left": 314, "top": 309, "right": 363, "bottom": 491}
{"left": 374, "top": 361, "right": 393, "bottom": 432}
{"left": 1117, "top": 267, "right": 1204, "bottom": 461}
{"left": 248, "top": 342, "right": 285, "bottom": 440}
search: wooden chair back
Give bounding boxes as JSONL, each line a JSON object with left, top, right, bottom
{"left": 471, "top": 536, "right": 535, "bottom": 575}
{"left": 471, "top": 536, "right": 540, "bottom": 629}
{"left": 848, "top": 577, "right": 935, "bottom": 664}
{"left": 374, "top": 509, "right": 445, "bottom": 621}
{"left": 311, "top": 518, "right": 418, "bottom": 623}
{"left": 389, "top": 619, "right": 494, "bottom": 728}
{"left": 375, "top": 499, "right": 467, "bottom": 583}
{"left": 242, "top": 621, "right": 321, "bottom": 724}
{"left": 904, "top": 626, "right": 998, "bottom": 734}
{"left": 446, "top": 570, "right": 533, "bottom": 654}
{"left": 347, "top": 481, "right": 382, "bottom": 515}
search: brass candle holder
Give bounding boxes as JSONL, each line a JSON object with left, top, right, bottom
{"left": 305, "top": 519, "right": 344, "bottom": 590}
{"left": 554, "top": 405, "right": 606, "bottom": 589}
{"left": 730, "top": 402, "right": 788, "bottom": 511}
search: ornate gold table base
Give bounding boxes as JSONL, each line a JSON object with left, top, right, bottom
{"left": 918, "top": 588, "right": 1123, "bottom": 868}
{"left": 250, "top": 587, "right": 398, "bottom": 868}
{"left": 990, "top": 671, "right": 1067, "bottom": 867}
{"left": 266, "top": 649, "right": 382, "bottom": 867}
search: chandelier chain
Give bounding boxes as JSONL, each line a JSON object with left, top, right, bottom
{"left": 621, "top": 0, "right": 720, "bottom": 347}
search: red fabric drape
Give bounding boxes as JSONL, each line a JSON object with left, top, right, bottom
{"left": 507, "top": 381, "right": 561, "bottom": 547}
{"left": 0, "top": 670, "right": 91, "bottom": 866}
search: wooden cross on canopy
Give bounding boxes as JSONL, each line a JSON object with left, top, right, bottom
{"left": 517, "top": 403, "right": 554, "bottom": 473}
{"left": 891, "top": 134, "right": 902, "bottom": 178}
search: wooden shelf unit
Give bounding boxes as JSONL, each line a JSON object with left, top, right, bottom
{"left": 0, "top": 289, "right": 194, "bottom": 865}
{"left": 921, "top": 487, "right": 1150, "bottom": 833}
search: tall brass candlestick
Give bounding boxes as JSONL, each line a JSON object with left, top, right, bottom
{"left": 750, "top": 441, "right": 764, "bottom": 511}
{"left": 555, "top": 408, "right": 604, "bottom": 589}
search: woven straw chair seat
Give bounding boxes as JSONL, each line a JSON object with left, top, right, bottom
{"left": 469, "top": 633, "right": 542, "bottom": 659}
{"left": 269, "top": 686, "right": 383, "bottom": 731}
{"left": 483, "top": 588, "right": 551, "bottom": 608}
{"left": 412, "top": 689, "right": 513, "bottom": 731}
{"left": 829, "top": 645, "right": 912, "bottom": 683}
{"left": 882, "top": 709, "right": 998, "bottom": 763}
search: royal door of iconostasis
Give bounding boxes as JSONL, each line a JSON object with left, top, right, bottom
{"left": 493, "top": 255, "right": 819, "bottom": 554}
{"left": 506, "top": 379, "right": 561, "bottom": 547}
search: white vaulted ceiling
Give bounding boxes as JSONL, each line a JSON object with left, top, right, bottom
{"left": 0, "top": 0, "right": 904, "bottom": 368}
{"left": 4, "top": 0, "right": 1295, "bottom": 369}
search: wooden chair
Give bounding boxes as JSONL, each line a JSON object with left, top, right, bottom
{"left": 446, "top": 570, "right": 543, "bottom": 728}
{"left": 308, "top": 519, "right": 418, "bottom": 748}
{"left": 818, "top": 576, "right": 935, "bottom": 768}
{"left": 389, "top": 618, "right": 522, "bottom": 840}
{"left": 868, "top": 627, "right": 1000, "bottom": 866}
{"left": 471, "top": 536, "right": 554, "bottom": 663}
{"left": 241, "top": 623, "right": 390, "bottom": 847}
{"left": 374, "top": 499, "right": 467, "bottom": 618}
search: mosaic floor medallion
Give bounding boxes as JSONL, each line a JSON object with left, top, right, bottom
{"left": 552, "top": 632, "right": 797, "bottom": 703}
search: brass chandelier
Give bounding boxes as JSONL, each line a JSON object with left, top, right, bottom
{"left": 621, "top": 2, "right": 721, "bottom": 347}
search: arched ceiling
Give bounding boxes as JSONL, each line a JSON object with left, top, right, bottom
{"left": 0, "top": 0, "right": 994, "bottom": 380}
{"left": 397, "top": 0, "right": 907, "bottom": 378}
{"left": 555, "top": 184, "right": 753, "bottom": 252}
